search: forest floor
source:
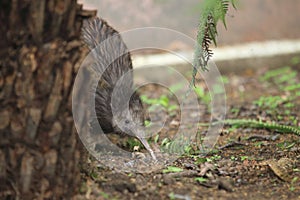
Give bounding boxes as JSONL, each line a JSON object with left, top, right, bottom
{"left": 75, "top": 60, "right": 300, "bottom": 200}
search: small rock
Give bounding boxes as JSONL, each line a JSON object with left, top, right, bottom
{"left": 163, "top": 175, "right": 174, "bottom": 185}
{"left": 113, "top": 182, "right": 137, "bottom": 193}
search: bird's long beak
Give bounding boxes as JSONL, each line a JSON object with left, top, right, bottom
{"left": 137, "top": 136, "right": 157, "bottom": 161}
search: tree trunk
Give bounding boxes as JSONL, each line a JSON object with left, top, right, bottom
{"left": 0, "top": 0, "right": 96, "bottom": 199}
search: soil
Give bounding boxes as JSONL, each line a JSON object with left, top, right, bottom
{"left": 75, "top": 63, "right": 300, "bottom": 200}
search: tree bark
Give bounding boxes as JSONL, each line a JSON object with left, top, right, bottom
{"left": 0, "top": 0, "right": 96, "bottom": 198}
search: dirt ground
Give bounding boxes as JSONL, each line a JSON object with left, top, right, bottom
{"left": 75, "top": 61, "right": 300, "bottom": 200}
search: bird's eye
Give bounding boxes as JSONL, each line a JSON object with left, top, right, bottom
{"left": 125, "top": 119, "right": 130, "bottom": 124}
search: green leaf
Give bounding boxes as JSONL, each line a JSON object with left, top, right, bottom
{"left": 195, "top": 157, "right": 207, "bottom": 164}
{"left": 290, "top": 56, "right": 300, "bottom": 65}
{"left": 284, "top": 83, "right": 300, "bottom": 91}
{"left": 230, "top": 0, "right": 238, "bottom": 9}
{"left": 169, "top": 192, "right": 175, "bottom": 200}
{"left": 168, "top": 104, "right": 178, "bottom": 112}
{"left": 240, "top": 156, "right": 249, "bottom": 161}
{"left": 194, "top": 87, "right": 205, "bottom": 98}
{"left": 163, "top": 166, "right": 183, "bottom": 173}
{"left": 154, "top": 134, "right": 160, "bottom": 143}
{"left": 161, "top": 138, "right": 170, "bottom": 146}
{"left": 195, "top": 177, "right": 208, "bottom": 183}
{"left": 144, "top": 120, "right": 151, "bottom": 127}
{"left": 159, "top": 95, "right": 169, "bottom": 107}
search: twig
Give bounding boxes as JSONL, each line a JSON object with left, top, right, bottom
{"left": 218, "top": 141, "right": 246, "bottom": 150}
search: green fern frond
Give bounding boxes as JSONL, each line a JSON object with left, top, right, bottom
{"left": 191, "top": 0, "right": 236, "bottom": 87}
{"left": 199, "top": 119, "right": 300, "bottom": 136}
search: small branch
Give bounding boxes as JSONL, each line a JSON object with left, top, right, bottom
{"left": 163, "top": 170, "right": 199, "bottom": 179}
{"left": 218, "top": 141, "right": 245, "bottom": 150}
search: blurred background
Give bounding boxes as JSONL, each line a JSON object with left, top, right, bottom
{"left": 78, "top": 0, "right": 300, "bottom": 47}
{"left": 78, "top": 0, "right": 300, "bottom": 71}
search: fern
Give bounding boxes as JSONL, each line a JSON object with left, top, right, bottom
{"left": 199, "top": 119, "right": 300, "bottom": 136}
{"left": 191, "top": 0, "right": 237, "bottom": 87}
{"left": 192, "top": 1, "right": 300, "bottom": 151}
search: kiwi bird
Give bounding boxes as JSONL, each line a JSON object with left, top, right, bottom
{"left": 82, "top": 17, "right": 156, "bottom": 160}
